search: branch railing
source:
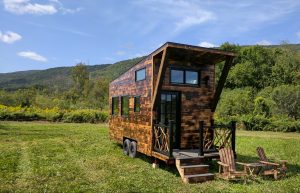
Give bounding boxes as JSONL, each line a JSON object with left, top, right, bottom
{"left": 152, "top": 120, "right": 174, "bottom": 157}
{"left": 199, "top": 121, "right": 236, "bottom": 156}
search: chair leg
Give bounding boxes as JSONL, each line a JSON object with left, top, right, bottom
{"left": 274, "top": 170, "right": 278, "bottom": 180}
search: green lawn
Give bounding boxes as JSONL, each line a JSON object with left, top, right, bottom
{"left": 0, "top": 122, "right": 300, "bottom": 193}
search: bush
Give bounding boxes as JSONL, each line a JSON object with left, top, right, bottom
{"left": 241, "top": 115, "right": 271, "bottom": 131}
{"left": 239, "top": 114, "right": 300, "bottom": 132}
{"left": 0, "top": 104, "right": 108, "bottom": 123}
{"left": 62, "top": 109, "right": 108, "bottom": 123}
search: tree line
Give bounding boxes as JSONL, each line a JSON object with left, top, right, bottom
{"left": 0, "top": 43, "right": 299, "bottom": 130}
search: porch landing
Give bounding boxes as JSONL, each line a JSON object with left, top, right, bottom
{"left": 173, "top": 149, "right": 219, "bottom": 159}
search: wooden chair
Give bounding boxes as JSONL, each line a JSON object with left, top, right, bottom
{"left": 217, "top": 148, "right": 248, "bottom": 181}
{"left": 256, "top": 147, "right": 288, "bottom": 179}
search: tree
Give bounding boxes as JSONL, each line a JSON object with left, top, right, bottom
{"left": 270, "top": 85, "right": 300, "bottom": 119}
{"left": 71, "top": 63, "right": 90, "bottom": 97}
{"left": 271, "top": 48, "right": 300, "bottom": 86}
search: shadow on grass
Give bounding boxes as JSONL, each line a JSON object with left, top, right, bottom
{"left": 138, "top": 153, "right": 181, "bottom": 177}
{"left": 115, "top": 143, "right": 180, "bottom": 176}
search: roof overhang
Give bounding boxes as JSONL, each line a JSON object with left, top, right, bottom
{"left": 152, "top": 42, "right": 236, "bottom": 64}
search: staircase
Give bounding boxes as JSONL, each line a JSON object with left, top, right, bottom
{"left": 175, "top": 156, "right": 214, "bottom": 183}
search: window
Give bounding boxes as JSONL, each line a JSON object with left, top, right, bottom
{"left": 186, "top": 71, "right": 198, "bottom": 84}
{"left": 112, "top": 97, "right": 119, "bottom": 115}
{"left": 135, "top": 68, "right": 146, "bottom": 81}
{"left": 134, "top": 96, "right": 141, "bottom": 112}
{"left": 170, "top": 70, "right": 184, "bottom": 84}
{"left": 170, "top": 68, "right": 199, "bottom": 85}
{"left": 121, "top": 96, "right": 129, "bottom": 116}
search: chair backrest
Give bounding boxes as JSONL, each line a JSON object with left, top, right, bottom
{"left": 219, "top": 148, "right": 236, "bottom": 172}
{"left": 257, "top": 147, "right": 268, "bottom": 162}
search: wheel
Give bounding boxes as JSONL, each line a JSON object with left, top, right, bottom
{"left": 129, "top": 141, "right": 137, "bottom": 158}
{"left": 123, "top": 139, "right": 130, "bottom": 156}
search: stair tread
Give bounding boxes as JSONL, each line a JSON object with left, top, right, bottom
{"left": 176, "top": 156, "right": 204, "bottom": 160}
{"left": 181, "top": 164, "right": 209, "bottom": 168}
{"left": 185, "top": 173, "right": 214, "bottom": 178}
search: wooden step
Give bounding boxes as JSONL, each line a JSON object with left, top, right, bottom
{"left": 180, "top": 164, "right": 209, "bottom": 175}
{"left": 176, "top": 157, "right": 205, "bottom": 166}
{"left": 183, "top": 173, "right": 214, "bottom": 184}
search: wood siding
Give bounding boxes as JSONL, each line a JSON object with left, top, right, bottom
{"left": 109, "top": 56, "right": 153, "bottom": 156}
{"left": 160, "top": 59, "right": 215, "bottom": 148}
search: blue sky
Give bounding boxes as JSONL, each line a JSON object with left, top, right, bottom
{"left": 1, "top": 0, "right": 300, "bottom": 73}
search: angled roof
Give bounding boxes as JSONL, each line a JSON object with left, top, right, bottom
{"left": 110, "top": 42, "right": 236, "bottom": 83}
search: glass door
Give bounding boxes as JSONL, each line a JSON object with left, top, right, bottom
{"left": 158, "top": 91, "right": 180, "bottom": 148}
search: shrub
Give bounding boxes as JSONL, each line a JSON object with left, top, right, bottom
{"left": 241, "top": 115, "right": 271, "bottom": 131}
{"left": 0, "top": 104, "right": 108, "bottom": 123}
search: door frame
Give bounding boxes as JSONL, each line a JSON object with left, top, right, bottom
{"left": 157, "top": 90, "right": 181, "bottom": 149}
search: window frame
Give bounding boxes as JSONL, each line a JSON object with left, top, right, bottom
{"left": 111, "top": 96, "right": 119, "bottom": 116}
{"left": 170, "top": 67, "right": 200, "bottom": 86}
{"left": 134, "top": 96, "right": 141, "bottom": 113}
{"left": 135, "top": 67, "right": 146, "bottom": 82}
{"left": 121, "top": 95, "right": 130, "bottom": 116}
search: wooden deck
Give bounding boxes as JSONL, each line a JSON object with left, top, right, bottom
{"left": 173, "top": 149, "right": 219, "bottom": 159}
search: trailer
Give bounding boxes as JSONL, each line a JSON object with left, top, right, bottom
{"left": 109, "top": 42, "right": 237, "bottom": 183}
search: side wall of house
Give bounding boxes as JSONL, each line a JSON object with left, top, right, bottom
{"left": 161, "top": 59, "right": 215, "bottom": 149}
{"left": 109, "top": 56, "right": 153, "bottom": 156}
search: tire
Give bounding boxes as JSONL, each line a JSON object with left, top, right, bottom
{"left": 129, "top": 141, "right": 137, "bottom": 158}
{"left": 123, "top": 139, "right": 130, "bottom": 156}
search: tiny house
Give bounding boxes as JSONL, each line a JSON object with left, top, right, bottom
{"left": 109, "top": 42, "right": 237, "bottom": 183}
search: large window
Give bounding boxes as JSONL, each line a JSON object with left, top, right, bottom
{"left": 170, "top": 68, "right": 199, "bottom": 85}
{"left": 121, "top": 96, "right": 129, "bottom": 116}
{"left": 112, "top": 97, "right": 119, "bottom": 115}
{"left": 134, "top": 96, "right": 141, "bottom": 112}
{"left": 135, "top": 68, "right": 146, "bottom": 81}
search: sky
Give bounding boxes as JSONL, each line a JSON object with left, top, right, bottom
{"left": 1, "top": 0, "right": 300, "bottom": 73}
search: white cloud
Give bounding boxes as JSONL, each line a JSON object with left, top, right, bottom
{"left": 198, "top": 41, "right": 217, "bottom": 48}
{"left": 297, "top": 32, "right": 300, "bottom": 37}
{"left": 18, "top": 51, "right": 48, "bottom": 62}
{"left": 3, "top": 0, "right": 82, "bottom": 15}
{"left": 132, "top": 0, "right": 215, "bottom": 33}
{"left": 49, "top": 0, "right": 82, "bottom": 14}
{"left": 256, "top": 40, "right": 272, "bottom": 45}
{"left": 0, "top": 31, "right": 22, "bottom": 44}
{"left": 4, "top": 0, "right": 57, "bottom": 15}
{"left": 174, "top": 10, "right": 215, "bottom": 32}
{"left": 116, "top": 51, "right": 125, "bottom": 56}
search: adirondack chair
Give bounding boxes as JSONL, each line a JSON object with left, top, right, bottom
{"left": 217, "top": 148, "right": 248, "bottom": 181}
{"left": 256, "top": 147, "right": 287, "bottom": 179}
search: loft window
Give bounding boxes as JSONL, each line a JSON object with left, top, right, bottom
{"left": 170, "top": 70, "right": 184, "bottom": 83}
{"left": 121, "top": 96, "right": 129, "bottom": 116}
{"left": 186, "top": 71, "right": 198, "bottom": 84}
{"left": 134, "top": 96, "right": 141, "bottom": 112}
{"left": 112, "top": 97, "right": 119, "bottom": 115}
{"left": 135, "top": 68, "right": 146, "bottom": 81}
{"left": 170, "top": 68, "right": 199, "bottom": 85}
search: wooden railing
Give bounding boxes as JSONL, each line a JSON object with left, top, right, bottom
{"left": 198, "top": 121, "right": 236, "bottom": 156}
{"left": 152, "top": 120, "right": 174, "bottom": 157}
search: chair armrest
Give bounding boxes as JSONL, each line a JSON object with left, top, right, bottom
{"left": 236, "top": 162, "right": 250, "bottom": 166}
{"left": 279, "top": 160, "right": 288, "bottom": 164}
{"left": 217, "top": 161, "right": 229, "bottom": 167}
{"left": 259, "top": 160, "right": 280, "bottom": 166}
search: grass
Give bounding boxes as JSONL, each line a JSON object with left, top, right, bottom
{"left": 0, "top": 122, "right": 300, "bottom": 193}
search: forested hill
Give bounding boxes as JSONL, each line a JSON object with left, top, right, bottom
{"left": 0, "top": 57, "right": 145, "bottom": 90}
{"left": 0, "top": 44, "right": 299, "bottom": 91}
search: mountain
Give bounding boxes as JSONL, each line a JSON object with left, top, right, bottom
{"left": 90, "top": 56, "right": 146, "bottom": 80}
{"left": 0, "top": 57, "right": 145, "bottom": 90}
{"left": 0, "top": 43, "right": 299, "bottom": 91}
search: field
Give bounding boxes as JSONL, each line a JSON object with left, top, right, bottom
{"left": 0, "top": 122, "right": 300, "bottom": 193}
